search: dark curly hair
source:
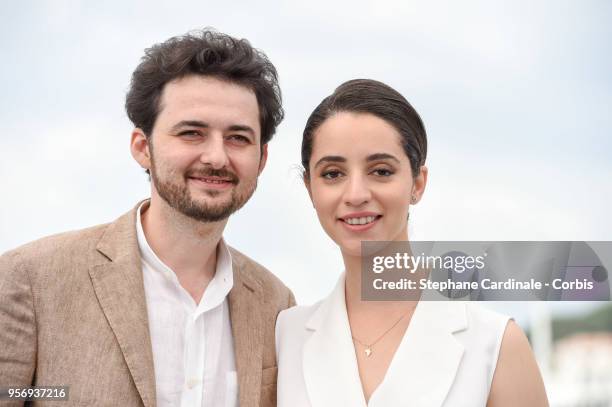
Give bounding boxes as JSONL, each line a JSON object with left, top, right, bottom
{"left": 125, "top": 29, "right": 284, "bottom": 145}
{"left": 302, "top": 79, "right": 427, "bottom": 178}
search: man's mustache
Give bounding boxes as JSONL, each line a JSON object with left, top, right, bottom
{"left": 186, "top": 167, "right": 239, "bottom": 184}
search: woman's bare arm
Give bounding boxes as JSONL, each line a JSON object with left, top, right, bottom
{"left": 487, "top": 320, "right": 549, "bottom": 407}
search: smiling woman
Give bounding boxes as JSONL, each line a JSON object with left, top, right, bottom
{"left": 303, "top": 111, "right": 424, "bottom": 256}
{"left": 275, "top": 79, "right": 549, "bottom": 407}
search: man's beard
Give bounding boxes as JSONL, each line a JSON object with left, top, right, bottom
{"left": 151, "top": 164, "right": 258, "bottom": 223}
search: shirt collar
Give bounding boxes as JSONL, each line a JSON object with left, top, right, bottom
{"left": 136, "top": 200, "right": 234, "bottom": 312}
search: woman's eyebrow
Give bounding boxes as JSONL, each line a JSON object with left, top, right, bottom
{"left": 366, "top": 153, "right": 400, "bottom": 163}
{"left": 313, "top": 155, "right": 346, "bottom": 170}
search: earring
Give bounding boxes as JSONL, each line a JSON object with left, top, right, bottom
{"left": 411, "top": 195, "right": 417, "bottom": 204}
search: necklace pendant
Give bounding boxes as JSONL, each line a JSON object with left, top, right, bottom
{"left": 364, "top": 348, "right": 372, "bottom": 357}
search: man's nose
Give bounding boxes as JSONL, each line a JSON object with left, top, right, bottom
{"left": 343, "top": 174, "right": 372, "bottom": 207}
{"left": 199, "top": 135, "right": 229, "bottom": 169}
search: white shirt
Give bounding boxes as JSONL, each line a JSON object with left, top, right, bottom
{"left": 136, "top": 203, "right": 238, "bottom": 407}
{"left": 276, "top": 273, "right": 510, "bottom": 407}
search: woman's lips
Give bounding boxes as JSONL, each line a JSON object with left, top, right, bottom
{"left": 338, "top": 214, "right": 382, "bottom": 232}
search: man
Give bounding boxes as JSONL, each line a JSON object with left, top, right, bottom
{"left": 0, "top": 29, "right": 294, "bottom": 407}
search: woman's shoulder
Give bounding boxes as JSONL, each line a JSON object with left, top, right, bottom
{"left": 464, "top": 302, "right": 511, "bottom": 329}
{"left": 276, "top": 274, "right": 344, "bottom": 331}
{"left": 424, "top": 301, "right": 510, "bottom": 339}
{"left": 276, "top": 300, "right": 324, "bottom": 332}
{"left": 275, "top": 301, "right": 326, "bottom": 358}
{"left": 451, "top": 303, "right": 512, "bottom": 365}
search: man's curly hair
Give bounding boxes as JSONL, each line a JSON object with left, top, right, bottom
{"left": 126, "top": 29, "right": 284, "bottom": 145}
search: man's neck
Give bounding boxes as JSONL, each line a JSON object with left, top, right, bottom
{"left": 141, "top": 198, "right": 228, "bottom": 301}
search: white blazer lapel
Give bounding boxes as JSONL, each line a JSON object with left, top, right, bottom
{"left": 302, "top": 274, "right": 367, "bottom": 407}
{"left": 370, "top": 301, "right": 467, "bottom": 407}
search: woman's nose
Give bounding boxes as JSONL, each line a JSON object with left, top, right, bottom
{"left": 343, "top": 175, "right": 371, "bottom": 207}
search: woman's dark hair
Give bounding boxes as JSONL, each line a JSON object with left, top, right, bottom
{"left": 125, "top": 29, "right": 283, "bottom": 145}
{"left": 302, "top": 79, "right": 427, "bottom": 177}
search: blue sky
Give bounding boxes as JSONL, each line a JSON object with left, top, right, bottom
{"left": 1, "top": 0, "right": 611, "bottom": 322}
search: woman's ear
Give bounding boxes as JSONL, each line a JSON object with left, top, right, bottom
{"left": 303, "top": 171, "right": 314, "bottom": 206}
{"left": 411, "top": 165, "right": 428, "bottom": 203}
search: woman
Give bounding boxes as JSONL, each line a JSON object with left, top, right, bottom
{"left": 275, "top": 79, "right": 549, "bottom": 406}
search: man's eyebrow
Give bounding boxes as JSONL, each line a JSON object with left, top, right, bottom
{"left": 313, "top": 155, "right": 346, "bottom": 169}
{"left": 227, "top": 124, "right": 256, "bottom": 135}
{"left": 170, "top": 121, "right": 256, "bottom": 136}
{"left": 170, "top": 120, "right": 209, "bottom": 132}
{"left": 366, "top": 153, "right": 400, "bottom": 163}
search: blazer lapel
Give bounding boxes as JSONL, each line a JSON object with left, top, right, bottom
{"left": 303, "top": 274, "right": 367, "bottom": 407}
{"left": 228, "top": 254, "right": 264, "bottom": 407}
{"left": 371, "top": 301, "right": 467, "bottom": 407}
{"left": 89, "top": 205, "right": 157, "bottom": 407}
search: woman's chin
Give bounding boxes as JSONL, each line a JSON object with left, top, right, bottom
{"left": 337, "top": 239, "right": 367, "bottom": 258}
{"left": 336, "top": 231, "right": 408, "bottom": 259}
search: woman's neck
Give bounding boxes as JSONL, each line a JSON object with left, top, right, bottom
{"left": 342, "top": 251, "right": 418, "bottom": 315}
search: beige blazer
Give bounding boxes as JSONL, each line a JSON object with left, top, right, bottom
{"left": 0, "top": 203, "right": 295, "bottom": 407}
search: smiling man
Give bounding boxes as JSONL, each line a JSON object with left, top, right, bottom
{"left": 0, "top": 30, "right": 294, "bottom": 407}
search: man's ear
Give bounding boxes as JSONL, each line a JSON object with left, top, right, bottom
{"left": 130, "top": 128, "right": 151, "bottom": 170}
{"left": 258, "top": 143, "right": 268, "bottom": 175}
{"left": 411, "top": 165, "right": 428, "bottom": 203}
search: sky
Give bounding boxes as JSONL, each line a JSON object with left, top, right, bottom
{"left": 1, "top": 0, "right": 611, "bottom": 324}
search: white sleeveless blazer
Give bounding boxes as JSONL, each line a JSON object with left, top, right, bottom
{"left": 276, "top": 274, "right": 510, "bottom": 407}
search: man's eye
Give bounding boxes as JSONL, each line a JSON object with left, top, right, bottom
{"left": 322, "top": 170, "right": 342, "bottom": 179}
{"left": 372, "top": 168, "right": 394, "bottom": 177}
{"left": 227, "top": 134, "right": 250, "bottom": 144}
{"left": 179, "top": 131, "right": 201, "bottom": 138}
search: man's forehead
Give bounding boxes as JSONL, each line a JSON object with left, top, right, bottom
{"left": 157, "top": 75, "right": 260, "bottom": 128}
{"left": 161, "top": 75, "right": 257, "bottom": 106}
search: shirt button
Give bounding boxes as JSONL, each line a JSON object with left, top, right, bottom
{"left": 186, "top": 378, "right": 200, "bottom": 389}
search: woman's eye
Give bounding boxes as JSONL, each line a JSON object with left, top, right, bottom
{"left": 372, "top": 168, "right": 394, "bottom": 177}
{"left": 322, "top": 170, "right": 342, "bottom": 180}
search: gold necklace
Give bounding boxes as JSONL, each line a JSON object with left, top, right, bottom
{"left": 351, "top": 312, "right": 409, "bottom": 357}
